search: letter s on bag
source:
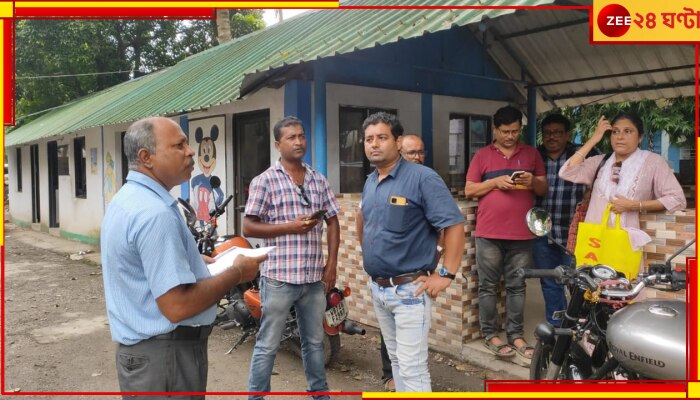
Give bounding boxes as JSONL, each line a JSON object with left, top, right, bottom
{"left": 588, "top": 237, "right": 601, "bottom": 248}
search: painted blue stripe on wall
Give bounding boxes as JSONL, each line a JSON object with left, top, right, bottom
{"left": 314, "top": 66, "right": 328, "bottom": 176}
{"left": 421, "top": 93, "right": 433, "bottom": 168}
{"left": 284, "top": 80, "right": 313, "bottom": 166}
{"left": 179, "top": 115, "right": 190, "bottom": 201}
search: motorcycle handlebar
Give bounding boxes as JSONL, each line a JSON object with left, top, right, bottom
{"left": 601, "top": 271, "right": 686, "bottom": 299}
{"left": 518, "top": 266, "right": 598, "bottom": 291}
{"left": 517, "top": 267, "right": 563, "bottom": 280}
{"left": 221, "top": 195, "right": 234, "bottom": 210}
{"left": 211, "top": 195, "right": 234, "bottom": 218}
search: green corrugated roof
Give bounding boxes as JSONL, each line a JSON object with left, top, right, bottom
{"left": 6, "top": 0, "right": 550, "bottom": 147}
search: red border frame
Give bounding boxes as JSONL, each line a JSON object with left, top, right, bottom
{"left": 1, "top": 1, "right": 698, "bottom": 398}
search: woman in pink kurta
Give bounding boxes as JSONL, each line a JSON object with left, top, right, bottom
{"left": 559, "top": 113, "right": 686, "bottom": 271}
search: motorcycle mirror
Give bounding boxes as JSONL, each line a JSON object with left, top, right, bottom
{"left": 525, "top": 207, "right": 552, "bottom": 237}
{"left": 664, "top": 238, "right": 695, "bottom": 266}
{"left": 210, "top": 176, "right": 221, "bottom": 189}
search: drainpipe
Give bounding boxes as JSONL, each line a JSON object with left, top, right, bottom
{"left": 527, "top": 85, "right": 537, "bottom": 146}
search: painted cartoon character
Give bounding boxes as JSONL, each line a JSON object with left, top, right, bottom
{"left": 190, "top": 125, "right": 224, "bottom": 225}
{"left": 104, "top": 152, "right": 116, "bottom": 202}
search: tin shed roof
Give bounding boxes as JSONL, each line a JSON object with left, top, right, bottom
{"left": 7, "top": 0, "right": 544, "bottom": 146}
{"left": 7, "top": 1, "right": 695, "bottom": 147}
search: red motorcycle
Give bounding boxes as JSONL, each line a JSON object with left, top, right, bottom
{"left": 177, "top": 177, "right": 364, "bottom": 365}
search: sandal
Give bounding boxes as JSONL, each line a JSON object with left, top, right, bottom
{"left": 509, "top": 339, "right": 534, "bottom": 360}
{"left": 483, "top": 338, "right": 515, "bottom": 358}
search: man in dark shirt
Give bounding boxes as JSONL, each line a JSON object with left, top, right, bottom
{"left": 535, "top": 113, "right": 596, "bottom": 326}
{"left": 358, "top": 112, "right": 464, "bottom": 392}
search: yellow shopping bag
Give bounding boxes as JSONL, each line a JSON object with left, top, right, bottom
{"left": 574, "top": 205, "right": 642, "bottom": 279}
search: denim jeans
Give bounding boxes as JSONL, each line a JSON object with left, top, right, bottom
{"left": 370, "top": 280, "right": 431, "bottom": 392}
{"left": 475, "top": 237, "right": 533, "bottom": 343}
{"left": 247, "top": 277, "right": 329, "bottom": 400}
{"left": 532, "top": 236, "right": 569, "bottom": 326}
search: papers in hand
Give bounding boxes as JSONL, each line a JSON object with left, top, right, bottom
{"left": 207, "top": 246, "right": 274, "bottom": 276}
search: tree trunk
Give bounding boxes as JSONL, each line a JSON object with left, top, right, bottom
{"left": 216, "top": 9, "right": 232, "bottom": 44}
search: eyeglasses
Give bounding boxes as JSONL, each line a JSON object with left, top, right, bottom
{"left": 542, "top": 129, "right": 566, "bottom": 137}
{"left": 403, "top": 150, "right": 424, "bottom": 157}
{"left": 295, "top": 184, "right": 311, "bottom": 207}
{"left": 611, "top": 128, "right": 636, "bottom": 137}
{"left": 498, "top": 128, "right": 521, "bottom": 136}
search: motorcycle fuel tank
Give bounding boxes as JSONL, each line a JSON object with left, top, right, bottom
{"left": 607, "top": 299, "right": 686, "bottom": 380}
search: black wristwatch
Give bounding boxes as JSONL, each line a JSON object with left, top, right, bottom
{"left": 437, "top": 266, "right": 456, "bottom": 280}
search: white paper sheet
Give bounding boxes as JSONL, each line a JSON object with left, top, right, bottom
{"left": 207, "top": 246, "right": 275, "bottom": 276}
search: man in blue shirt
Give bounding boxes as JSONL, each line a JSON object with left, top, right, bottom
{"left": 358, "top": 112, "right": 465, "bottom": 392}
{"left": 101, "top": 116, "right": 264, "bottom": 396}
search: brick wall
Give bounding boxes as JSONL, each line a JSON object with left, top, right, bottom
{"left": 333, "top": 194, "right": 504, "bottom": 352}
{"left": 332, "top": 193, "right": 695, "bottom": 350}
{"left": 640, "top": 209, "right": 696, "bottom": 269}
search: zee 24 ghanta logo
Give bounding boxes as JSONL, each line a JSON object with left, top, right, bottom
{"left": 597, "top": 4, "right": 633, "bottom": 37}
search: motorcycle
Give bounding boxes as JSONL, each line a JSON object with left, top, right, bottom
{"left": 520, "top": 207, "right": 689, "bottom": 381}
{"left": 177, "top": 177, "right": 365, "bottom": 366}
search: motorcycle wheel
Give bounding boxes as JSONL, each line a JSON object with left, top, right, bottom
{"left": 530, "top": 339, "right": 593, "bottom": 380}
{"left": 289, "top": 334, "right": 341, "bottom": 367}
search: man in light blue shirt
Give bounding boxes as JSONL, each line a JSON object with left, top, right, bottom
{"left": 101, "top": 116, "right": 264, "bottom": 397}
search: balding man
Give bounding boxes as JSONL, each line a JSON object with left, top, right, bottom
{"left": 399, "top": 134, "right": 426, "bottom": 165}
{"left": 101, "top": 117, "right": 264, "bottom": 396}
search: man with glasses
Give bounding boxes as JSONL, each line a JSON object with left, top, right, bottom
{"left": 399, "top": 134, "right": 426, "bottom": 165}
{"left": 243, "top": 116, "right": 340, "bottom": 399}
{"left": 465, "top": 106, "right": 547, "bottom": 361}
{"left": 535, "top": 114, "right": 597, "bottom": 327}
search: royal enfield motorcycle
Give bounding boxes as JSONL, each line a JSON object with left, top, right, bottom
{"left": 520, "top": 208, "right": 689, "bottom": 381}
{"left": 177, "top": 177, "right": 365, "bottom": 365}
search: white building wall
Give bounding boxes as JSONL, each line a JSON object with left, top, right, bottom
{"left": 7, "top": 146, "right": 32, "bottom": 223}
{"left": 8, "top": 84, "right": 509, "bottom": 242}
{"left": 325, "top": 83, "right": 421, "bottom": 193}
{"left": 102, "top": 122, "right": 131, "bottom": 196}
{"left": 57, "top": 128, "right": 104, "bottom": 241}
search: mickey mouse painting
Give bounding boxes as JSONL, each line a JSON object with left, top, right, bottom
{"left": 190, "top": 125, "right": 224, "bottom": 226}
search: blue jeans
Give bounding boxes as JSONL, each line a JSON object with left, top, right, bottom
{"left": 370, "top": 280, "right": 431, "bottom": 392}
{"left": 247, "top": 277, "right": 329, "bottom": 400}
{"left": 532, "top": 236, "right": 569, "bottom": 326}
{"left": 475, "top": 238, "right": 533, "bottom": 343}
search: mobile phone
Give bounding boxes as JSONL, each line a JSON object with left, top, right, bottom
{"left": 509, "top": 171, "right": 524, "bottom": 181}
{"left": 307, "top": 209, "right": 327, "bottom": 220}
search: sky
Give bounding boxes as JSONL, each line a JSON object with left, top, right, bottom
{"left": 262, "top": 9, "right": 309, "bottom": 26}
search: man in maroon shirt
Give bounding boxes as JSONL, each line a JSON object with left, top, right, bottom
{"left": 465, "top": 106, "right": 547, "bottom": 361}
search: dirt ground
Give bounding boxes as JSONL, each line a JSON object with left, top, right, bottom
{"left": 3, "top": 223, "right": 514, "bottom": 399}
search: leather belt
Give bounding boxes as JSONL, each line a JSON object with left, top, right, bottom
{"left": 372, "top": 270, "right": 430, "bottom": 288}
{"left": 152, "top": 325, "right": 213, "bottom": 341}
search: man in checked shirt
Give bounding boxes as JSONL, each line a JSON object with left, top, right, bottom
{"left": 243, "top": 116, "right": 340, "bottom": 399}
{"left": 535, "top": 113, "right": 597, "bottom": 327}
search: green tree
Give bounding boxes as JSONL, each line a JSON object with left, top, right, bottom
{"left": 538, "top": 97, "right": 696, "bottom": 151}
{"left": 15, "top": 11, "right": 265, "bottom": 126}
